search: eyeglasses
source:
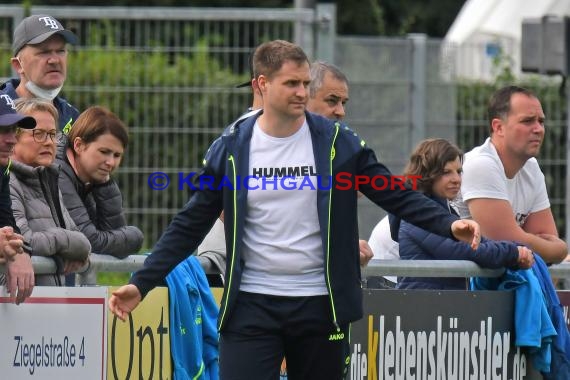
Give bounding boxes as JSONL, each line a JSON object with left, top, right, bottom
{"left": 19, "top": 128, "right": 61, "bottom": 143}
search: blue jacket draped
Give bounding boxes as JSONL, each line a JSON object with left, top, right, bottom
{"left": 166, "top": 256, "right": 219, "bottom": 380}
{"left": 472, "top": 255, "right": 570, "bottom": 377}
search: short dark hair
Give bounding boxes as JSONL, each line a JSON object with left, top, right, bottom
{"left": 252, "top": 40, "right": 309, "bottom": 79}
{"left": 309, "top": 61, "right": 348, "bottom": 98}
{"left": 487, "top": 85, "right": 536, "bottom": 133}
{"left": 403, "top": 138, "right": 463, "bottom": 195}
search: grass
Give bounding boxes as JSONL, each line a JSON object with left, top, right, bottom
{"left": 94, "top": 249, "right": 152, "bottom": 286}
{"left": 97, "top": 271, "right": 131, "bottom": 286}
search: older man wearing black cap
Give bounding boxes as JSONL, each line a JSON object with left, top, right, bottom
{"left": 0, "top": 93, "right": 36, "bottom": 304}
{"left": 1, "top": 14, "right": 79, "bottom": 133}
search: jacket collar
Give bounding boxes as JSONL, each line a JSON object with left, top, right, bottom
{"left": 428, "top": 194, "right": 459, "bottom": 216}
{"left": 1, "top": 78, "right": 68, "bottom": 115}
{"left": 223, "top": 110, "right": 337, "bottom": 148}
{"left": 9, "top": 159, "right": 60, "bottom": 188}
{"left": 222, "top": 110, "right": 339, "bottom": 176}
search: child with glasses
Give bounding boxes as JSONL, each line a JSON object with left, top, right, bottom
{"left": 9, "top": 98, "right": 90, "bottom": 286}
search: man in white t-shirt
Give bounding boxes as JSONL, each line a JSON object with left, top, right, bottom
{"left": 455, "top": 85, "right": 567, "bottom": 264}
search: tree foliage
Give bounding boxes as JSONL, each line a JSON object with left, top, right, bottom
{"left": 374, "top": 0, "right": 465, "bottom": 37}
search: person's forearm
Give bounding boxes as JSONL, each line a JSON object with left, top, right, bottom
{"left": 195, "top": 255, "right": 214, "bottom": 272}
{"left": 524, "top": 233, "right": 567, "bottom": 264}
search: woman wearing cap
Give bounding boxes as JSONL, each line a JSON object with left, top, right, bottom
{"left": 56, "top": 106, "right": 143, "bottom": 259}
{"left": 9, "top": 98, "right": 90, "bottom": 286}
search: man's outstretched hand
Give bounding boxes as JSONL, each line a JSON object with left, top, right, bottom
{"left": 451, "top": 219, "right": 481, "bottom": 250}
{"left": 108, "top": 284, "right": 142, "bottom": 321}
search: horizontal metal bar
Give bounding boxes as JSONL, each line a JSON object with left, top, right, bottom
{"left": 363, "top": 260, "right": 570, "bottom": 279}
{"left": 86, "top": 253, "right": 148, "bottom": 273}
{"left": 0, "top": 255, "right": 146, "bottom": 275}
{"left": 545, "top": 262, "right": 570, "bottom": 278}
{"left": 2, "top": 257, "right": 570, "bottom": 284}
{"left": 30, "top": 6, "right": 315, "bottom": 22}
{"left": 362, "top": 260, "right": 505, "bottom": 278}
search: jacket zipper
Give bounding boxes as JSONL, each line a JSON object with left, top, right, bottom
{"left": 326, "top": 123, "right": 340, "bottom": 330}
{"left": 218, "top": 154, "right": 238, "bottom": 330}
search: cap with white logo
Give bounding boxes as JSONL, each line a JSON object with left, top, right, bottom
{"left": 12, "top": 14, "right": 78, "bottom": 55}
{"left": 0, "top": 94, "right": 36, "bottom": 129}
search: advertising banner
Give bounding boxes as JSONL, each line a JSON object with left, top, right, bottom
{"left": 106, "top": 286, "right": 171, "bottom": 380}
{"left": 0, "top": 286, "right": 107, "bottom": 380}
{"left": 349, "top": 289, "right": 542, "bottom": 380}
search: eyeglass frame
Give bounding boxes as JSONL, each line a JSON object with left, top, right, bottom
{"left": 17, "top": 128, "right": 61, "bottom": 143}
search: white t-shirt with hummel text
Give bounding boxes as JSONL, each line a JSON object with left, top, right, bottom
{"left": 240, "top": 120, "right": 328, "bottom": 296}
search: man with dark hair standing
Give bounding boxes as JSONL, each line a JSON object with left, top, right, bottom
{"left": 455, "top": 85, "right": 567, "bottom": 264}
{"left": 110, "top": 39, "right": 481, "bottom": 379}
{"left": 1, "top": 14, "right": 79, "bottom": 133}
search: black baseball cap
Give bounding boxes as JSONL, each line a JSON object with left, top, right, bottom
{"left": 0, "top": 94, "right": 36, "bottom": 129}
{"left": 13, "top": 14, "right": 78, "bottom": 55}
{"left": 236, "top": 50, "right": 255, "bottom": 88}
{"left": 236, "top": 79, "right": 252, "bottom": 88}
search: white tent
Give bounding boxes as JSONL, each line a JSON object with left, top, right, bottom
{"left": 444, "top": 0, "right": 570, "bottom": 80}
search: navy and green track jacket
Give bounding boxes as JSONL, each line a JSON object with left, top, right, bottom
{"left": 0, "top": 79, "right": 79, "bottom": 132}
{"left": 130, "top": 111, "right": 459, "bottom": 330}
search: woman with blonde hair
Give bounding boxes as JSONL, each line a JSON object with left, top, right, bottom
{"left": 10, "top": 98, "right": 90, "bottom": 286}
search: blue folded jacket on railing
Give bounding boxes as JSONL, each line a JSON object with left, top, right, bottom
{"left": 166, "top": 256, "right": 220, "bottom": 380}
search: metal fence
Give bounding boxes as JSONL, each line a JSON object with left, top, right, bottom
{"left": 0, "top": 5, "right": 567, "bottom": 250}
{"left": 337, "top": 35, "right": 568, "bottom": 241}
{"left": 0, "top": 5, "right": 321, "bottom": 249}
{"left": 337, "top": 35, "right": 458, "bottom": 239}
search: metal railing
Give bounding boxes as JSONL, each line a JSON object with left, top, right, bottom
{"left": 361, "top": 260, "right": 506, "bottom": 278}
{"left": 2, "top": 256, "right": 569, "bottom": 287}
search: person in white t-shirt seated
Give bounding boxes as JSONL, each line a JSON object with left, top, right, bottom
{"left": 366, "top": 214, "right": 399, "bottom": 288}
{"left": 453, "top": 85, "right": 567, "bottom": 264}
